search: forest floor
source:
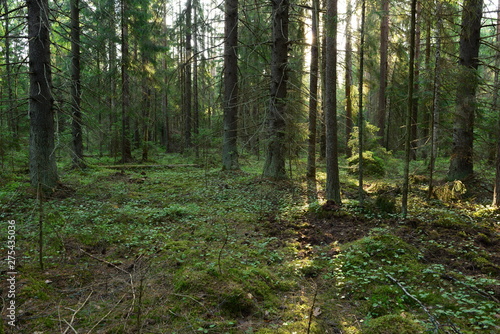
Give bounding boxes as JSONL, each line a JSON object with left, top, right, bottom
{"left": 0, "top": 152, "right": 499, "bottom": 333}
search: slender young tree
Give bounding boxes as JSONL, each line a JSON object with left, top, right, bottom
{"left": 345, "top": 0, "right": 353, "bottom": 156}
{"left": 121, "top": 0, "right": 133, "bottom": 162}
{"left": 402, "top": 0, "right": 417, "bottom": 218}
{"left": 376, "top": 0, "right": 389, "bottom": 146}
{"left": 428, "top": 2, "right": 443, "bottom": 199}
{"left": 222, "top": 0, "right": 240, "bottom": 170}
{"left": 71, "top": 0, "right": 85, "bottom": 168}
{"left": 358, "top": 0, "right": 366, "bottom": 204}
{"left": 492, "top": 0, "right": 500, "bottom": 207}
{"left": 184, "top": 0, "right": 193, "bottom": 149}
{"left": 28, "top": 0, "right": 58, "bottom": 189}
{"left": 263, "top": 0, "right": 289, "bottom": 179}
{"left": 448, "top": 0, "right": 483, "bottom": 180}
{"left": 306, "top": 0, "right": 320, "bottom": 179}
{"left": 325, "top": 0, "right": 341, "bottom": 203}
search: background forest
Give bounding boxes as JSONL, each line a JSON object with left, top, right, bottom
{"left": 1, "top": 0, "right": 500, "bottom": 333}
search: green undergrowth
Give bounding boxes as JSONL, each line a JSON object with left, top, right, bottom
{"left": 0, "top": 153, "right": 499, "bottom": 333}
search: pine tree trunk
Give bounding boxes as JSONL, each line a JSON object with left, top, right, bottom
{"left": 28, "top": 0, "right": 59, "bottom": 189}
{"left": 222, "top": 0, "right": 240, "bottom": 170}
{"left": 448, "top": 0, "right": 483, "bottom": 180}
{"left": 325, "top": 0, "right": 341, "bottom": 204}
{"left": 306, "top": 0, "right": 319, "bottom": 178}
{"left": 263, "top": 0, "right": 289, "bottom": 179}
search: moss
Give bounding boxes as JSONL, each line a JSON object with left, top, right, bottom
{"left": 363, "top": 314, "right": 424, "bottom": 334}
{"left": 347, "top": 151, "right": 386, "bottom": 177}
{"left": 375, "top": 194, "right": 397, "bottom": 214}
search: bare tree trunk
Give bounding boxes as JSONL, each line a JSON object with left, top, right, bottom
{"left": 325, "top": 0, "right": 341, "bottom": 204}
{"left": 28, "top": 0, "right": 58, "bottom": 189}
{"left": 448, "top": 0, "right": 483, "bottom": 181}
{"left": 376, "top": 0, "right": 389, "bottom": 146}
{"left": 492, "top": 0, "right": 500, "bottom": 207}
{"left": 358, "top": 0, "right": 366, "bottom": 204}
{"left": 345, "top": 0, "right": 353, "bottom": 157}
{"left": 306, "top": 0, "right": 320, "bottom": 179}
{"left": 263, "top": 0, "right": 289, "bottom": 179}
{"left": 184, "top": 0, "right": 193, "bottom": 149}
{"left": 193, "top": 1, "right": 200, "bottom": 158}
{"left": 410, "top": 0, "right": 421, "bottom": 160}
{"left": 222, "top": 0, "right": 240, "bottom": 170}
{"left": 121, "top": 0, "right": 133, "bottom": 162}
{"left": 71, "top": 0, "right": 85, "bottom": 168}
{"left": 428, "top": 3, "right": 443, "bottom": 199}
{"left": 402, "top": 0, "right": 417, "bottom": 217}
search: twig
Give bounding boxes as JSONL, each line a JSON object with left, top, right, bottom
{"left": 218, "top": 221, "right": 229, "bottom": 275}
{"left": 307, "top": 281, "right": 319, "bottom": 334}
{"left": 87, "top": 293, "right": 127, "bottom": 334}
{"left": 386, "top": 273, "right": 441, "bottom": 333}
{"left": 79, "top": 248, "right": 136, "bottom": 319}
{"left": 62, "top": 291, "right": 93, "bottom": 334}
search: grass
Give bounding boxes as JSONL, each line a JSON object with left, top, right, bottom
{"left": 0, "top": 151, "right": 499, "bottom": 333}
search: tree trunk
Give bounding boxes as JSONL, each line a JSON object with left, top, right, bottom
{"left": 492, "top": 0, "right": 500, "bottom": 207}
{"left": 345, "top": 0, "right": 353, "bottom": 157}
{"left": 376, "top": 0, "right": 389, "bottom": 147}
{"left": 358, "top": 0, "right": 366, "bottom": 204}
{"left": 121, "top": 0, "right": 133, "bottom": 162}
{"left": 193, "top": 1, "right": 200, "bottom": 158}
{"left": 306, "top": 0, "right": 319, "bottom": 179}
{"left": 410, "top": 0, "right": 421, "bottom": 160}
{"left": 263, "top": 0, "right": 289, "bottom": 179}
{"left": 402, "top": 0, "right": 417, "bottom": 218}
{"left": 222, "top": 0, "right": 240, "bottom": 170}
{"left": 28, "top": 0, "right": 59, "bottom": 189}
{"left": 325, "top": 0, "right": 341, "bottom": 204}
{"left": 428, "top": 3, "right": 443, "bottom": 199}
{"left": 71, "top": 0, "right": 85, "bottom": 168}
{"left": 448, "top": 0, "right": 483, "bottom": 180}
{"left": 184, "top": 0, "right": 193, "bottom": 149}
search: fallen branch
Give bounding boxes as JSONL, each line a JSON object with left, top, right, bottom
{"left": 62, "top": 290, "right": 93, "bottom": 334}
{"left": 386, "top": 273, "right": 441, "bottom": 333}
{"left": 80, "top": 249, "right": 136, "bottom": 319}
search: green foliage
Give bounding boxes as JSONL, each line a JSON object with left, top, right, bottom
{"left": 347, "top": 151, "right": 386, "bottom": 177}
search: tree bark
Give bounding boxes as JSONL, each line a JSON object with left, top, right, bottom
{"left": 448, "top": 0, "right": 483, "bottom": 180}
{"left": 492, "top": 0, "right": 500, "bottom": 207}
{"left": 306, "top": 0, "right": 319, "bottom": 179}
{"left": 376, "top": 0, "right": 389, "bottom": 147}
{"left": 28, "top": 0, "right": 59, "bottom": 189}
{"left": 428, "top": 3, "right": 443, "bottom": 199}
{"left": 402, "top": 0, "right": 417, "bottom": 217}
{"left": 345, "top": 0, "right": 353, "bottom": 157}
{"left": 222, "top": 0, "right": 240, "bottom": 170}
{"left": 263, "top": 0, "right": 289, "bottom": 179}
{"left": 121, "top": 0, "right": 133, "bottom": 162}
{"left": 184, "top": 0, "right": 193, "bottom": 149}
{"left": 358, "top": 0, "right": 366, "bottom": 204}
{"left": 325, "top": 0, "right": 341, "bottom": 204}
{"left": 71, "top": 0, "right": 85, "bottom": 168}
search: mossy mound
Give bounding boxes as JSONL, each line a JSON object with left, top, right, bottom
{"left": 348, "top": 151, "right": 385, "bottom": 177}
{"left": 363, "top": 314, "right": 424, "bottom": 334}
